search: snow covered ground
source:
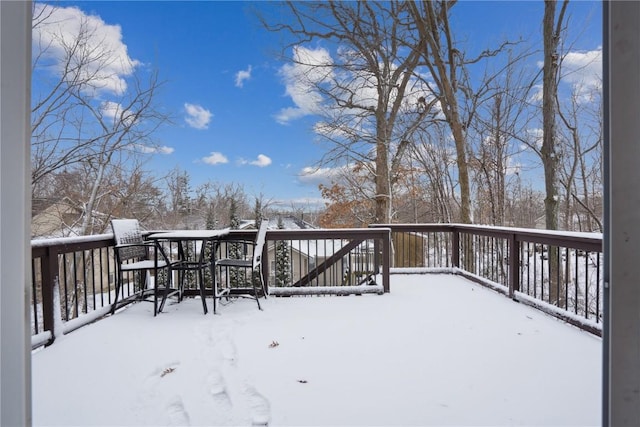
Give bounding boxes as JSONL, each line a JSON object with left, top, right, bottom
{"left": 32, "top": 274, "right": 601, "bottom": 426}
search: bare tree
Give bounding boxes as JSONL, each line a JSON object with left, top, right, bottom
{"left": 103, "top": 162, "right": 164, "bottom": 226}
{"left": 196, "top": 182, "right": 250, "bottom": 227}
{"left": 164, "top": 167, "right": 192, "bottom": 228}
{"left": 318, "top": 163, "right": 377, "bottom": 228}
{"left": 469, "top": 53, "right": 537, "bottom": 226}
{"left": 263, "top": 1, "right": 433, "bottom": 224}
{"left": 506, "top": 177, "right": 545, "bottom": 228}
{"left": 406, "top": 1, "right": 472, "bottom": 223}
{"left": 31, "top": 3, "right": 169, "bottom": 235}
{"left": 76, "top": 73, "right": 167, "bottom": 235}
{"left": 406, "top": 0, "right": 523, "bottom": 224}
{"left": 408, "top": 123, "right": 458, "bottom": 223}
{"left": 557, "top": 78, "right": 603, "bottom": 232}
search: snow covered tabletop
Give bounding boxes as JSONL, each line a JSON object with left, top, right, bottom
{"left": 147, "top": 229, "right": 230, "bottom": 240}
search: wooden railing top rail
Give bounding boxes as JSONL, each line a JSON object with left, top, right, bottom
{"left": 31, "top": 227, "right": 391, "bottom": 253}
{"left": 31, "top": 233, "right": 113, "bottom": 248}
{"left": 265, "top": 227, "right": 391, "bottom": 240}
{"left": 30, "top": 225, "right": 599, "bottom": 251}
{"left": 370, "top": 223, "right": 602, "bottom": 252}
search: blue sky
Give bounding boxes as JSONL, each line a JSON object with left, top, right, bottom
{"left": 34, "top": 1, "right": 602, "bottom": 208}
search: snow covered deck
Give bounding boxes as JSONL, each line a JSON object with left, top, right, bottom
{"left": 32, "top": 273, "right": 601, "bottom": 426}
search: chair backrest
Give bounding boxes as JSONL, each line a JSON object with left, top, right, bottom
{"left": 252, "top": 220, "right": 269, "bottom": 268}
{"left": 111, "top": 219, "right": 147, "bottom": 262}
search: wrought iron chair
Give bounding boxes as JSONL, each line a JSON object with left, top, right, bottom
{"left": 215, "top": 220, "right": 268, "bottom": 312}
{"left": 111, "top": 219, "right": 173, "bottom": 315}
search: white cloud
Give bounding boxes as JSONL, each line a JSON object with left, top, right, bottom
{"left": 157, "top": 146, "right": 174, "bottom": 154}
{"left": 184, "top": 103, "right": 212, "bottom": 130}
{"left": 529, "top": 84, "right": 544, "bottom": 104}
{"left": 202, "top": 152, "right": 228, "bottom": 165}
{"left": 250, "top": 154, "right": 272, "bottom": 167}
{"left": 276, "top": 46, "right": 333, "bottom": 124}
{"left": 297, "top": 166, "right": 343, "bottom": 187}
{"left": 32, "top": 3, "right": 140, "bottom": 96}
{"left": 235, "top": 65, "right": 252, "bottom": 88}
{"left": 275, "top": 106, "right": 309, "bottom": 124}
{"left": 101, "top": 101, "right": 122, "bottom": 120}
{"left": 526, "top": 128, "right": 544, "bottom": 149}
{"left": 534, "top": 48, "right": 602, "bottom": 103}
{"left": 276, "top": 45, "right": 436, "bottom": 129}
{"left": 133, "top": 144, "right": 174, "bottom": 154}
{"left": 101, "top": 101, "right": 137, "bottom": 126}
{"left": 561, "top": 47, "right": 602, "bottom": 101}
{"left": 238, "top": 154, "right": 273, "bottom": 167}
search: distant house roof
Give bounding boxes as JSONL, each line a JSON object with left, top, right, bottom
{"left": 31, "top": 197, "right": 110, "bottom": 238}
{"left": 31, "top": 197, "right": 83, "bottom": 238}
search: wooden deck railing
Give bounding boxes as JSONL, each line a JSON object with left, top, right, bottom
{"left": 30, "top": 224, "right": 603, "bottom": 348}
{"left": 371, "top": 224, "right": 603, "bottom": 335}
{"left": 30, "top": 227, "right": 392, "bottom": 348}
{"left": 31, "top": 234, "right": 138, "bottom": 348}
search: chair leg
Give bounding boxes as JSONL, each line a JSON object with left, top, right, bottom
{"left": 157, "top": 267, "right": 173, "bottom": 314}
{"left": 259, "top": 270, "right": 268, "bottom": 300}
{"left": 111, "top": 272, "right": 122, "bottom": 314}
{"left": 213, "top": 283, "right": 217, "bottom": 314}
{"left": 178, "top": 269, "right": 184, "bottom": 302}
{"left": 198, "top": 267, "right": 208, "bottom": 315}
{"left": 153, "top": 270, "right": 158, "bottom": 317}
{"left": 253, "top": 269, "right": 262, "bottom": 311}
{"left": 212, "top": 264, "right": 218, "bottom": 314}
{"left": 139, "top": 271, "right": 148, "bottom": 300}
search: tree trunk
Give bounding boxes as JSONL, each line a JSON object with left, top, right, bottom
{"left": 80, "top": 159, "right": 107, "bottom": 236}
{"left": 542, "top": 0, "right": 561, "bottom": 232}
{"left": 542, "top": 0, "right": 568, "bottom": 305}
{"left": 409, "top": 1, "right": 472, "bottom": 224}
{"left": 375, "top": 132, "right": 391, "bottom": 224}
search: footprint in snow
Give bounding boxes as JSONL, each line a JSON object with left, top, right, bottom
{"left": 220, "top": 339, "right": 237, "bottom": 365}
{"left": 245, "top": 385, "right": 271, "bottom": 426}
{"left": 207, "top": 370, "right": 232, "bottom": 407}
{"left": 207, "top": 369, "right": 227, "bottom": 395}
{"left": 166, "top": 395, "right": 191, "bottom": 426}
{"left": 205, "top": 369, "right": 233, "bottom": 424}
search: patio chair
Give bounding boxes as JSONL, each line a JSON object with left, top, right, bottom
{"left": 215, "top": 220, "right": 268, "bottom": 312}
{"left": 111, "top": 219, "right": 173, "bottom": 316}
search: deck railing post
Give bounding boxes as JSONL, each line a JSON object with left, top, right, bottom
{"left": 41, "top": 246, "right": 59, "bottom": 345}
{"left": 261, "top": 234, "right": 269, "bottom": 295}
{"left": 381, "top": 229, "right": 390, "bottom": 293}
{"left": 452, "top": 228, "right": 460, "bottom": 268}
{"left": 508, "top": 233, "right": 519, "bottom": 299}
{"left": 373, "top": 237, "right": 380, "bottom": 274}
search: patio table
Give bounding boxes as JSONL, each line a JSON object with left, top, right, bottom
{"left": 147, "top": 229, "right": 230, "bottom": 314}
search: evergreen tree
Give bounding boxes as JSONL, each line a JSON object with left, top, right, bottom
{"left": 253, "top": 197, "right": 264, "bottom": 229}
{"left": 203, "top": 206, "right": 216, "bottom": 286}
{"left": 274, "top": 217, "right": 291, "bottom": 287}
{"left": 251, "top": 197, "right": 265, "bottom": 293}
{"left": 228, "top": 198, "right": 244, "bottom": 287}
